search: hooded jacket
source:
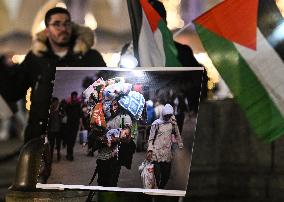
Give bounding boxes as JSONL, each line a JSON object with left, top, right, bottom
{"left": 147, "top": 104, "right": 183, "bottom": 162}
{"left": 1, "top": 24, "right": 106, "bottom": 143}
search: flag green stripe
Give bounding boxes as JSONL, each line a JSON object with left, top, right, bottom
{"left": 158, "top": 21, "right": 182, "bottom": 67}
{"left": 195, "top": 24, "right": 284, "bottom": 142}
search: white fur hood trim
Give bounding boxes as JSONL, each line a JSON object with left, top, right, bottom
{"left": 31, "top": 23, "right": 94, "bottom": 56}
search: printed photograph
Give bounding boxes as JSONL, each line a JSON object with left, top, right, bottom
{"left": 40, "top": 67, "right": 204, "bottom": 196}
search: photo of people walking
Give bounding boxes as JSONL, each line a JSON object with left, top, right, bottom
{"left": 44, "top": 67, "right": 204, "bottom": 195}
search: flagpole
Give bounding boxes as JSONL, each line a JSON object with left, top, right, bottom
{"left": 173, "top": 22, "right": 194, "bottom": 39}
{"left": 126, "top": 0, "right": 142, "bottom": 66}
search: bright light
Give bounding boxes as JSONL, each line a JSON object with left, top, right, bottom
{"left": 56, "top": 2, "right": 67, "bottom": 8}
{"left": 40, "top": 20, "right": 46, "bottom": 30}
{"left": 111, "top": 53, "right": 121, "bottom": 65}
{"left": 276, "top": 0, "right": 284, "bottom": 17}
{"left": 84, "top": 12, "right": 98, "bottom": 30}
{"left": 207, "top": 80, "right": 215, "bottom": 90}
{"left": 12, "top": 55, "right": 26, "bottom": 64}
{"left": 26, "top": 88, "right": 32, "bottom": 111}
{"left": 3, "top": 0, "right": 21, "bottom": 20}
{"left": 32, "top": 20, "right": 46, "bottom": 36}
{"left": 102, "top": 52, "right": 122, "bottom": 67}
{"left": 268, "top": 20, "right": 284, "bottom": 46}
{"left": 167, "top": 10, "right": 184, "bottom": 29}
{"left": 132, "top": 70, "right": 144, "bottom": 77}
{"left": 162, "top": 0, "right": 184, "bottom": 29}
{"left": 31, "top": 1, "right": 66, "bottom": 37}
{"left": 194, "top": 52, "right": 220, "bottom": 84}
{"left": 33, "top": 20, "right": 45, "bottom": 36}
{"left": 119, "top": 54, "right": 138, "bottom": 69}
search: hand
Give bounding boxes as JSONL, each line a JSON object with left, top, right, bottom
{"left": 146, "top": 150, "right": 153, "bottom": 161}
{"left": 107, "top": 140, "right": 112, "bottom": 147}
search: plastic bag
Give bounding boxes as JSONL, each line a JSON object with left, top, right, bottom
{"left": 79, "top": 130, "right": 88, "bottom": 144}
{"left": 139, "top": 160, "right": 156, "bottom": 189}
{"left": 118, "top": 91, "right": 145, "bottom": 120}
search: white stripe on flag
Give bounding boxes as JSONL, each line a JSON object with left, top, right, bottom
{"left": 235, "top": 29, "right": 284, "bottom": 116}
{"left": 138, "top": 10, "right": 165, "bottom": 67}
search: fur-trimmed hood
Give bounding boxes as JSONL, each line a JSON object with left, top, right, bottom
{"left": 31, "top": 23, "right": 95, "bottom": 56}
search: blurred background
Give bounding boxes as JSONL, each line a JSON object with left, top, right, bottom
{"left": 0, "top": 0, "right": 226, "bottom": 88}
{"left": 1, "top": 0, "right": 284, "bottom": 201}
{"left": 0, "top": 1, "right": 225, "bottom": 200}
{"left": 0, "top": 0, "right": 232, "bottom": 142}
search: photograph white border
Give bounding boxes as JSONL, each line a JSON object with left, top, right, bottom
{"left": 36, "top": 66, "right": 205, "bottom": 196}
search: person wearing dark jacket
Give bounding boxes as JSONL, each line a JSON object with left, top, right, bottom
{"left": 65, "top": 91, "right": 82, "bottom": 161}
{"left": 0, "top": 7, "right": 106, "bottom": 144}
{"left": 0, "top": 7, "right": 106, "bottom": 184}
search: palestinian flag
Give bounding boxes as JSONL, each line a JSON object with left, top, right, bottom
{"left": 137, "top": 0, "right": 182, "bottom": 67}
{"left": 194, "top": 0, "right": 284, "bottom": 142}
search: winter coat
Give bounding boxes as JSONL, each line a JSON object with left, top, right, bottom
{"left": 0, "top": 24, "right": 106, "bottom": 142}
{"left": 174, "top": 41, "right": 201, "bottom": 67}
{"left": 147, "top": 104, "right": 183, "bottom": 162}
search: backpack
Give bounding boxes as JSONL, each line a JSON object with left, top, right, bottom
{"left": 152, "top": 123, "right": 178, "bottom": 151}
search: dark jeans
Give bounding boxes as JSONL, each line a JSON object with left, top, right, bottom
{"left": 96, "top": 157, "right": 121, "bottom": 187}
{"left": 88, "top": 132, "right": 97, "bottom": 152}
{"left": 60, "top": 123, "right": 67, "bottom": 147}
{"left": 153, "top": 161, "right": 172, "bottom": 189}
{"left": 66, "top": 127, "right": 78, "bottom": 159}
{"left": 48, "top": 131, "right": 61, "bottom": 160}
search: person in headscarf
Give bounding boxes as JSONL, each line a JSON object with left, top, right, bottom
{"left": 147, "top": 104, "right": 183, "bottom": 189}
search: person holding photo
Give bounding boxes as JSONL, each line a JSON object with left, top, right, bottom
{"left": 147, "top": 104, "right": 183, "bottom": 189}
{"left": 0, "top": 7, "right": 106, "bottom": 144}
{"left": 0, "top": 7, "right": 106, "bottom": 184}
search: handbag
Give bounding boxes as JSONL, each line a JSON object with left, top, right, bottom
{"left": 79, "top": 130, "right": 88, "bottom": 144}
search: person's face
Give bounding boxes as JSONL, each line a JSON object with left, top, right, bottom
{"left": 146, "top": 150, "right": 152, "bottom": 161}
{"left": 45, "top": 13, "right": 72, "bottom": 47}
{"left": 121, "top": 128, "right": 130, "bottom": 139}
{"left": 112, "top": 100, "right": 119, "bottom": 113}
{"left": 163, "top": 114, "right": 172, "bottom": 121}
{"left": 82, "top": 106, "right": 88, "bottom": 113}
{"left": 71, "top": 94, "right": 77, "bottom": 102}
{"left": 52, "top": 100, "right": 59, "bottom": 108}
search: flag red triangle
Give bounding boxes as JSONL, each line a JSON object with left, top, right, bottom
{"left": 140, "top": 0, "right": 161, "bottom": 32}
{"left": 194, "top": 0, "right": 258, "bottom": 50}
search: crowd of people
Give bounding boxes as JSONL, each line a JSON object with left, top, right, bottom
{"left": 45, "top": 73, "right": 191, "bottom": 190}
{"left": 47, "top": 92, "right": 83, "bottom": 162}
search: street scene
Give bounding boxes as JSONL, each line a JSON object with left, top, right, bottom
{"left": 47, "top": 113, "right": 197, "bottom": 191}
{"left": 44, "top": 68, "right": 203, "bottom": 194}
{"left": 1, "top": 0, "right": 283, "bottom": 201}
